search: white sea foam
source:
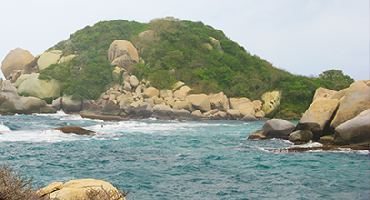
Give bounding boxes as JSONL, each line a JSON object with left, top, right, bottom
{"left": 0, "top": 122, "right": 11, "bottom": 132}
{"left": 0, "top": 129, "right": 89, "bottom": 143}
{"left": 34, "top": 110, "right": 68, "bottom": 117}
{"left": 292, "top": 140, "right": 323, "bottom": 148}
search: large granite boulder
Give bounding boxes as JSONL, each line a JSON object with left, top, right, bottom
{"left": 209, "top": 92, "right": 229, "bottom": 111}
{"left": 17, "top": 73, "right": 60, "bottom": 101}
{"left": 330, "top": 80, "right": 370, "bottom": 129}
{"left": 0, "top": 80, "right": 50, "bottom": 114}
{"left": 61, "top": 95, "right": 82, "bottom": 113}
{"left": 289, "top": 130, "right": 313, "bottom": 143}
{"left": 172, "top": 81, "right": 185, "bottom": 91}
{"left": 209, "top": 37, "right": 224, "bottom": 53}
{"left": 186, "top": 94, "right": 211, "bottom": 112}
{"left": 295, "top": 99, "right": 340, "bottom": 140}
{"left": 261, "top": 90, "right": 281, "bottom": 118}
{"left": 1, "top": 48, "right": 34, "bottom": 79}
{"left": 108, "top": 40, "right": 139, "bottom": 70}
{"left": 37, "top": 50, "right": 62, "bottom": 70}
{"left": 38, "top": 179, "right": 126, "bottom": 200}
{"left": 173, "top": 86, "right": 191, "bottom": 99}
{"left": 142, "top": 87, "right": 159, "bottom": 99}
{"left": 313, "top": 87, "right": 338, "bottom": 101}
{"left": 334, "top": 109, "right": 370, "bottom": 144}
{"left": 58, "top": 54, "right": 76, "bottom": 64}
{"left": 248, "top": 119, "right": 296, "bottom": 140}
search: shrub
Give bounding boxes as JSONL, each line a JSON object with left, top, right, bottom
{"left": 0, "top": 164, "right": 40, "bottom": 200}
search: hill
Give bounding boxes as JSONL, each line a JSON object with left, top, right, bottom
{"left": 39, "top": 17, "right": 354, "bottom": 119}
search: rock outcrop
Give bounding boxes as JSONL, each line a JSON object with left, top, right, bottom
{"left": 108, "top": 40, "right": 139, "bottom": 70}
{"left": 248, "top": 119, "right": 296, "bottom": 140}
{"left": 17, "top": 73, "right": 60, "bottom": 101}
{"left": 0, "top": 80, "right": 54, "bottom": 114}
{"left": 330, "top": 80, "right": 370, "bottom": 129}
{"left": 261, "top": 90, "right": 281, "bottom": 118}
{"left": 1, "top": 48, "right": 34, "bottom": 79}
{"left": 250, "top": 80, "right": 370, "bottom": 149}
{"left": 37, "top": 179, "right": 126, "bottom": 200}
{"left": 37, "top": 50, "right": 62, "bottom": 70}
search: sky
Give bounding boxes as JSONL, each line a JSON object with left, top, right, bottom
{"left": 0, "top": 0, "right": 369, "bottom": 81}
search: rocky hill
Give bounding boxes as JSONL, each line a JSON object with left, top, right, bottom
{"left": 0, "top": 17, "right": 354, "bottom": 119}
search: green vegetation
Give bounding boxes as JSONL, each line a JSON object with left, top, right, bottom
{"left": 40, "top": 17, "right": 354, "bottom": 118}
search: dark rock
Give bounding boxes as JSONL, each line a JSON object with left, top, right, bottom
{"left": 54, "top": 127, "right": 95, "bottom": 135}
{"left": 247, "top": 130, "right": 266, "bottom": 140}
{"left": 289, "top": 130, "right": 313, "bottom": 143}
{"left": 261, "top": 119, "right": 296, "bottom": 139}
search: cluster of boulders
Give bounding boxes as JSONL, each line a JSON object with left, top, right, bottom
{"left": 37, "top": 179, "right": 126, "bottom": 200}
{"left": 248, "top": 80, "right": 370, "bottom": 148}
{"left": 0, "top": 79, "right": 55, "bottom": 114}
{"left": 77, "top": 78, "right": 275, "bottom": 121}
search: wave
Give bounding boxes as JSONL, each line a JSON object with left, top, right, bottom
{"left": 0, "top": 122, "right": 11, "bottom": 132}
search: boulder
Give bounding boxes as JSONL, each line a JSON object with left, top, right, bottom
{"left": 253, "top": 119, "right": 296, "bottom": 140}
{"left": 241, "top": 114, "right": 258, "bottom": 121}
{"left": 58, "top": 54, "right": 76, "bottom": 64}
{"left": 37, "top": 50, "right": 62, "bottom": 70}
{"left": 313, "top": 87, "right": 338, "bottom": 101}
{"left": 227, "top": 109, "right": 242, "bottom": 119}
{"left": 129, "top": 75, "right": 139, "bottom": 88}
{"left": 101, "top": 100, "right": 121, "bottom": 115}
{"left": 17, "top": 73, "right": 60, "bottom": 101}
{"left": 39, "top": 179, "right": 125, "bottom": 200}
{"left": 209, "top": 92, "right": 229, "bottom": 111}
{"left": 211, "top": 111, "right": 228, "bottom": 120}
{"left": 108, "top": 40, "right": 139, "bottom": 70}
{"left": 61, "top": 95, "right": 82, "bottom": 113}
{"left": 172, "top": 81, "right": 185, "bottom": 91}
{"left": 330, "top": 80, "right": 370, "bottom": 129}
{"left": 142, "top": 87, "right": 159, "bottom": 99}
{"left": 159, "top": 90, "right": 173, "bottom": 99}
{"left": 289, "top": 130, "right": 313, "bottom": 143}
{"left": 9, "top": 70, "right": 22, "bottom": 83}
{"left": 191, "top": 110, "right": 204, "bottom": 118}
{"left": 252, "top": 100, "right": 262, "bottom": 111}
{"left": 123, "top": 81, "right": 132, "bottom": 91}
{"left": 203, "top": 109, "right": 220, "bottom": 117}
{"left": 229, "top": 97, "right": 251, "bottom": 110}
{"left": 334, "top": 109, "right": 370, "bottom": 144}
{"left": 247, "top": 130, "right": 266, "bottom": 140}
{"left": 173, "top": 100, "right": 189, "bottom": 110}
{"left": 186, "top": 94, "right": 211, "bottom": 112}
{"left": 54, "top": 127, "right": 95, "bottom": 136}
{"left": 255, "top": 110, "right": 266, "bottom": 118}
{"left": 295, "top": 99, "right": 340, "bottom": 140}
{"left": 173, "top": 86, "right": 191, "bottom": 99}
{"left": 1, "top": 48, "right": 34, "bottom": 79}
{"left": 21, "top": 97, "right": 47, "bottom": 111}
{"left": 261, "top": 90, "right": 281, "bottom": 118}
{"left": 14, "top": 74, "right": 30, "bottom": 88}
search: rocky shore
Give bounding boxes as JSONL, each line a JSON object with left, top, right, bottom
{"left": 248, "top": 80, "right": 370, "bottom": 150}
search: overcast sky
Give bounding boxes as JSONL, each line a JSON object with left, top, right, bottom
{"left": 0, "top": 0, "right": 369, "bottom": 81}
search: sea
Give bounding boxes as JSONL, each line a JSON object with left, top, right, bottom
{"left": 0, "top": 111, "right": 369, "bottom": 200}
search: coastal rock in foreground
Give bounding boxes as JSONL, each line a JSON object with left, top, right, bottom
{"left": 248, "top": 119, "right": 296, "bottom": 140}
{"left": 330, "top": 80, "right": 370, "bottom": 129}
{"left": 334, "top": 109, "right": 370, "bottom": 144}
{"left": 38, "top": 179, "right": 126, "bottom": 200}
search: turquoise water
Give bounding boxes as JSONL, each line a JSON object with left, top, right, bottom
{"left": 0, "top": 112, "right": 369, "bottom": 199}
